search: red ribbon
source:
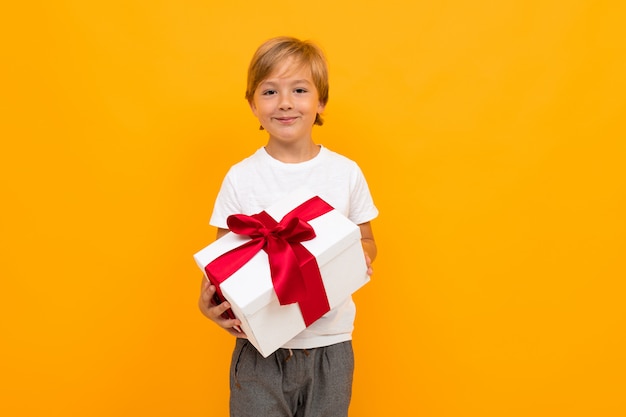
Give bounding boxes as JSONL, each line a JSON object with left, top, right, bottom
{"left": 204, "top": 196, "right": 334, "bottom": 326}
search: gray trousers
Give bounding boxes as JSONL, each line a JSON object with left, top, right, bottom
{"left": 229, "top": 338, "right": 354, "bottom": 417}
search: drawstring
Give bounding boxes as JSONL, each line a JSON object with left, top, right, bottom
{"left": 284, "top": 348, "right": 311, "bottom": 362}
{"left": 237, "top": 344, "right": 314, "bottom": 388}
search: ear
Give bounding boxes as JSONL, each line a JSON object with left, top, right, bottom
{"left": 317, "top": 101, "right": 326, "bottom": 114}
{"left": 249, "top": 99, "right": 264, "bottom": 130}
{"left": 248, "top": 99, "right": 258, "bottom": 118}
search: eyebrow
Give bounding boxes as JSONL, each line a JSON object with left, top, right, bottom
{"left": 259, "top": 79, "right": 313, "bottom": 87}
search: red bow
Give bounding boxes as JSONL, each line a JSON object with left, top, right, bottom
{"left": 204, "top": 196, "right": 334, "bottom": 326}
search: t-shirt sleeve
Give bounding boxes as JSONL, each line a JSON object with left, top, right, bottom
{"left": 349, "top": 164, "right": 379, "bottom": 225}
{"left": 209, "top": 170, "right": 240, "bottom": 229}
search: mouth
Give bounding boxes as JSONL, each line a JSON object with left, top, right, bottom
{"left": 274, "top": 117, "right": 298, "bottom": 124}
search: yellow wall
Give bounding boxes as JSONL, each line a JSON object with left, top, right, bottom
{"left": 2, "top": 1, "right": 625, "bottom": 416}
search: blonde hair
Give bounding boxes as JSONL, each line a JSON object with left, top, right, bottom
{"left": 245, "top": 36, "right": 329, "bottom": 126}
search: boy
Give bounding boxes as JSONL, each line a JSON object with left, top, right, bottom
{"left": 198, "top": 36, "right": 378, "bottom": 417}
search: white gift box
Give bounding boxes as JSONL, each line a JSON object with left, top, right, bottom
{"left": 194, "top": 188, "right": 369, "bottom": 357}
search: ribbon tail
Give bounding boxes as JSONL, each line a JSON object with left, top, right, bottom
{"left": 292, "top": 244, "right": 331, "bottom": 326}
{"left": 266, "top": 238, "right": 307, "bottom": 306}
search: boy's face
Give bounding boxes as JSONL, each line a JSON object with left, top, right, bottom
{"left": 249, "top": 58, "right": 324, "bottom": 145}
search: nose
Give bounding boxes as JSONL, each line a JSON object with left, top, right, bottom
{"left": 279, "top": 94, "right": 293, "bottom": 110}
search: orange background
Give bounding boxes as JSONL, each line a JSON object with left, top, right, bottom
{"left": 2, "top": 1, "right": 625, "bottom": 416}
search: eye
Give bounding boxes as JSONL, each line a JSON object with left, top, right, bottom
{"left": 261, "top": 90, "right": 277, "bottom": 96}
{"left": 294, "top": 88, "right": 308, "bottom": 94}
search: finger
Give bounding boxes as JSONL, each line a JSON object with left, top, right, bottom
{"left": 200, "top": 276, "right": 211, "bottom": 292}
{"left": 226, "top": 327, "right": 248, "bottom": 338}
{"left": 214, "top": 313, "right": 245, "bottom": 336}
{"left": 211, "top": 302, "right": 242, "bottom": 327}
{"left": 212, "top": 300, "right": 233, "bottom": 318}
{"left": 198, "top": 285, "right": 218, "bottom": 316}
{"left": 200, "top": 284, "right": 216, "bottom": 303}
{"left": 221, "top": 316, "right": 245, "bottom": 335}
{"left": 200, "top": 280, "right": 213, "bottom": 294}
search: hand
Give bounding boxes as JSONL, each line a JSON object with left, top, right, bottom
{"left": 199, "top": 278, "right": 247, "bottom": 338}
{"left": 364, "top": 253, "right": 374, "bottom": 276}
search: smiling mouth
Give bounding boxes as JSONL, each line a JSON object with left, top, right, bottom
{"left": 275, "top": 117, "right": 297, "bottom": 123}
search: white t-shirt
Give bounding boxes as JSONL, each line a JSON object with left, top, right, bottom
{"left": 210, "top": 146, "right": 378, "bottom": 349}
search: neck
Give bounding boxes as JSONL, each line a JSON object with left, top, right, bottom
{"left": 264, "top": 141, "right": 320, "bottom": 163}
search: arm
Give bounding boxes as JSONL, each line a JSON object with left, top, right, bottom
{"left": 359, "top": 221, "right": 377, "bottom": 275}
{"left": 198, "top": 227, "right": 247, "bottom": 338}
